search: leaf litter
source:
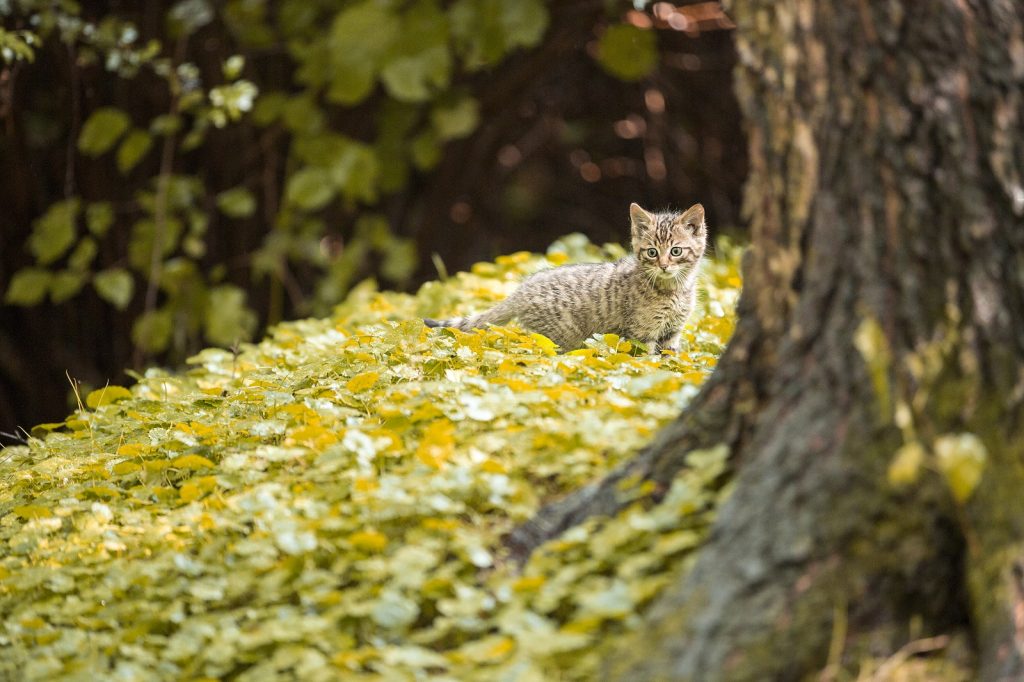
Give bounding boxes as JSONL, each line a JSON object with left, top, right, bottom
{"left": 0, "top": 234, "right": 742, "bottom": 680}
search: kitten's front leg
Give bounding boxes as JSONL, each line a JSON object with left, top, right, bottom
{"left": 652, "top": 330, "right": 682, "bottom": 355}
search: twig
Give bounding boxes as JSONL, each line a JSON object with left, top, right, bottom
{"left": 866, "top": 635, "right": 950, "bottom": 682}
{"left": 134, "top": 35, "right": 188, "bottom": 368}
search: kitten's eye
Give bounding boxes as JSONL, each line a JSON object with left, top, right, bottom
{"left": 669, "top": 246, "right": 683, "bottom": 257}
{"left": 645, "top": 248, "right": 658, "bottom": 258}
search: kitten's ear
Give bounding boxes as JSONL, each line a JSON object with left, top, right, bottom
{"left": 629, "top": 203, "right": 653, "bottom": 229}
{"left": 678, "top": 203, "right": 706, "bottom": 232}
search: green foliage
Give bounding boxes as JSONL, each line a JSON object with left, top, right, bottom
{"left": 115, "top": 129, "right": 154, "bottom": 173}
{"left": 0, "top": 238, "right": 742, "bottom": 680}
{"left": 596, "top": 24, "right": 659, "bottom": 81}
{"left": 449, "top": 0, "right": 549, "bottom": 68}
{"left": 77, "top": 107, "right": 131, "bottom": 156}
{"left": 92, "top": 268, "right": 135, "bottom": 310}
{"left": 3, "top": 268, "right": 51, "bottom": 306}
{"left": 27, "top": 199, "right": 79, "bottom": 266}
{"left": 215, "top": 187, "right": 257, "bottom": 218}
{"left": 0, "top": 26, "right": 37, "bottom": 63}
{"left": 285, "top": 167, "right": 336, "bottom": 211}
{"left": 2, "top": 0, "right": 669, "bottom": 365}
{"left": 204, "top": 284, "right": 257, "bottom": 346}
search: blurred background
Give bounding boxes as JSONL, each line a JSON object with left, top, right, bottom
{"left": 0, "top": 0, "right": 746, "bottom": 435}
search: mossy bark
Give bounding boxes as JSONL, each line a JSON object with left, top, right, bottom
{"left": 509, "top": 0, "right": 1024, "bottom": 678}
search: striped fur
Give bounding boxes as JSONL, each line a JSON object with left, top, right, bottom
{"left": 424, "top": 203, "right": 707, "bottom": 353}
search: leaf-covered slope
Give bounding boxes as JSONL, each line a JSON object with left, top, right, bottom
{"left": 0, "top": 235, "right": 741, "bottom": 681}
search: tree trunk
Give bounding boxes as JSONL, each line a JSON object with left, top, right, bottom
{"left": 508, "top": 1, "right": 1024, "bottom": 679}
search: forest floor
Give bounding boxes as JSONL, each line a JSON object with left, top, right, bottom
{"left": 1, "top": 235, "right": 966, "bottom": 680}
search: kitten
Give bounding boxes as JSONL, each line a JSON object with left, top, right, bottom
{"left": 424, "top": 203, "right": 707, "bottom": 353}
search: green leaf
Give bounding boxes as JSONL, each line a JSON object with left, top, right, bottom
{"left": 78, "top": 107, "right": 131, "bottom": 156}
{"left": 381, "top": 46, "right": 451, "bottom": 102}
{"left": 204, "top": 285, "right": 256, "bottom": 346}
{"left": 132, "top": 308, "right": 173, "bottom": 353}
{"left": 282, "top": 95, "right": 325, "bottom": 135}
{"left": 116, "top": 129, "right": 153, "bottom": 173}
{"left": 501, "top": 0, "right": 548, "bottom": 48}
{"left": 328, "top": 143, "right": 380, "bottom": 203}
{"left": 449, "top": 0, "right": 548, "bottom": 69}
{"left": 596, "top": 24, "right": 658, "bottom": 81}
{"left": 29, "top": 198, "right": 80, "bottom": 265}
{"left": 326, "top": 0, "right": 400, "bottom": 104}
{"left": 68, "top": 237, "right": 98, "bottom": 271}
{"left": 49, "top": 270, "right": 86, "bottom": 303}
{"left": 381, "top": 237, "right": 417, "bottom": 284}
{"left": 87, "top": 202, "right": 115, "bottom": 237}
{"left": 285, "top": 167, "right": 335, "bottom": 210}
{"left": 222, "top": 54, "right": 245, "bottom": 80}
{"left": 380, "top": 1, "right": 451, "bottom": 102}
{"left": 93, "top": 268, "right": 135, "bottom": 310}
{"left": 431, "top": 96, "right": 479, "bottom": 140}
{"left": 251, "top": 91, "right": 287, "bottom": 126}
{"left": 4, "top": 267, "right": 52, "bottom": 306}
{"left": 411, "top": 129, "right": 441, "bottom": 170}
{"left": 169, "top": 0, "right": 214, "bottom": 37}
{"left": 128, "top": 218, "right": 184, "bottom": 271}
{"left": 150, "top": 114, "right": 183, "bottom": 136}
{"left": 216, "top": 187, "right": 257, "bottom": 218}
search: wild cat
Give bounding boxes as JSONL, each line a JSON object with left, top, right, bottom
{"left": 424, "top": 203, "right": 707, "bottom": 353}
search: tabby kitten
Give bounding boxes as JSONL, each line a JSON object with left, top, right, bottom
{"left": 424, "top": 203, "right": 707, "bottom": 353}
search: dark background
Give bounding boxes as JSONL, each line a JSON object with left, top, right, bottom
{"left": 0, "top": 1, "right": 746, "bottom": 437}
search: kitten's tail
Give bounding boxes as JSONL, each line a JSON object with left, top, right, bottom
{"left": 424, "top": 297, "right": 519, "bottom": 332}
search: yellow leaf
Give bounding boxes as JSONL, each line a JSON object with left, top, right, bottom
{"left": 346, "top": 371, "right": 380, "bottom": 393}
{"left": 116, "top": 443, "right": 145, "bottom": 456}
{"left": 528, "top": 332, "right": 558, "bottom": 354}
{"left": 13, "top": 505, "right": 51, "bottom": 520}
{"left": 495, "top": 251, "right": 531, "bottom": 265}
{"left": 179, "top": 482, "right": 203, "bottom": 502}
{"left": 492, "top": 377, "right": 534, "bottom": 392}
{"left": 888, "top": 442, "right": 925, "bottom": 486}
{"left": 288, "top": 424, "right": 339, "bottom": 448}
{"left": 480, "top": 459, "right": 507, "bottom": 474}
{"left": 112, "top": 461, "right": 141, "bottom": 476}
{"left": 483, "top": 636, "right": 515, "bottom": 660}
{"left": 603, "top": 333, "right": 620, "bottom": 348}
{"left": 546, "top": 251, "right": 570, "bottom": 265}
{"left": 193, "top": 475, "right": 218, "bottom": 492}
{"left": 171, "top": 454, "right": 216, "bottom": 470}
{"left": 84, "top": 485, "right": 121, "bottom": 499}
{"left": 86, "top": 385, "right": 133, "bottom": 408}
{"left": 935, "top": 433, "right": 987, "bottom": 503}
{"left": 455, "top": 635, "right": 516, "bottom": 664}
{"left": 349, "top": 529, "right": 388, "bottom": 552}
{"left": 422, "top": 518, "right": 459, "bottom": 532}
{"left": 583, "top": 356, "right": 612, "bottom": 370}
{"left": 512, "top": 575, "right": 546, "bottom": 593}
{"left": 416, "top": 419, "right": 454, "bottom": 468}
{"left": 354, "top": 477, "right": 378, "bottom": 493}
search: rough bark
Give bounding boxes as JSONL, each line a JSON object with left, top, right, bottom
{"left": 508, "top": 1, "right": 1024, "bottom": 679}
